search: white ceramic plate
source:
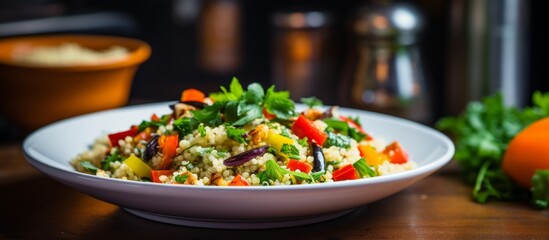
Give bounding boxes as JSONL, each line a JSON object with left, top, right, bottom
{"left": 23, "top": 102, "right": 454, "bottom": 229}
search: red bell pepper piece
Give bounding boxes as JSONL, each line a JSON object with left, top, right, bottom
{"left": 107, "top": 126, "right": 139, "bottom": 147}
{"left": 291, "top": 114, "right": 327, "bottom": 146}
{"left": 158, "top": 134, "right": 179, "bottom": 170}
{"left": 382, "top": 141, "right": 409, "bottom": 164}
{"left": 287, "top": 159, "right": 313, "bottom": 173}
{"left": 151, "top": 170, "right": 175, "bottom": 183}
{"left": 229, "top": 174, "right": 250, "bottom": 186}
{"left": 332, "top": 164, "right": 358, "bottom": 181}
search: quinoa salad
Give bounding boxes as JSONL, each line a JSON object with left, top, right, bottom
{"left": 71, "top": 78, "right": 416, "bottom": 186}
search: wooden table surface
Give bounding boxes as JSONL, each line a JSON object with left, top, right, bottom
{"left": 1, "top": 142, "right": 548, "bottom": 239}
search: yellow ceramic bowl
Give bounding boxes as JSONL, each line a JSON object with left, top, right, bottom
{"left": 0, "top": 35, "right": 151, "bottom": 130}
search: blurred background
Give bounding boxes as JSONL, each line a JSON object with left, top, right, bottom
{"left": 0, "top": 0, "right": 547, "bottom": 141}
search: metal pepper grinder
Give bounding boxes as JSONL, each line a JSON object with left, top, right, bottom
{"left": 340, "top": 3, "right": 430, "bottom": 124}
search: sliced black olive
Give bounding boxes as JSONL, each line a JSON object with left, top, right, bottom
{"left": 223, "top": 145, "right": 270, "bottom": 167}
{"left": 311, "top": 142, "right": 325, "bottom": 172}
{"left": 142, "top": 134, "right": 160, "bottom": 161}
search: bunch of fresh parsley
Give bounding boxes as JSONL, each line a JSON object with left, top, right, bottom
{"left": 436, "top": 91, "right": 549, "bottom": 208}
{"left": 173, "top": 77, "right": 296, "bottom": 136}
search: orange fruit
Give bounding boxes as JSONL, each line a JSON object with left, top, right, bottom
{"left": 502, "top": 117, "right": 549, "bottom": 188}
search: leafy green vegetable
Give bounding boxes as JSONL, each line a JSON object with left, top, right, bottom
{"left": 289, "top": 171, "right": 312, "bottom": 182}
{"left": 197, "top": 123, "right": 206, "bottom": 137}
{"left": 323, "top": 118, "right": 366, "bottom": 142}
{"left": 531, "top": 170, "right": 549, "bottom": 209}
{"left": 175, "top": 174, "right": 188, "bottom": 183}
{"left": 80, "top": 161, "right": 98, "bottom": 174}
{"left": 353, "top": 158, "right": 376, "bottom": 178}
{"left": 280, "top": 143, "right": 300, "bottom": 159}
{"left": 323, "top": 131, "right": 352, "bottom": 149}
{"left": 257, "top": 159, "right": 314, "bottom": 184}
{"left": 436, "top": 91, "right": 549, "bottom": 204}
{"left": 178, "top": 78, "right": 297, "bottom": 133}
{"left": 210, "top": 77, "right": 244, "bottom": 102}
{"left": 226, "top": 126, "right": 248, "bottom": 144}
{"left": 301, "top": 97, "right": 323, "bottom": 108}
{"left": 173, "top": 117, "right": 199, "bottom": 136}
{"left": 264, "top": 86, "right": 296, "bottom": 120}
{"left": 191, "top": 102, "right": 223, "bottom": 126}
{"left": 101, "top": 150, "right": 123, "bottom": 170}
{"left": 257, "top": 160, "right": 288, "bottom": 184}
{"left": 137, "top": 117, "right": 169, "bottom": 132}
{"left": 311, "top": 171, "right": 326, "bottom": 182}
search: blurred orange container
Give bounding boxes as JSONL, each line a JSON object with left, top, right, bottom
{"left": 0, "top": 34, "right": 151, "bottom": 130}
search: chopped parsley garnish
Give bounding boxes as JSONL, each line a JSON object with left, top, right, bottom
{"left": 324, "top": 118, "right": 366, "bottom": 142}
{"left": 137, "top": 114, "right": 171, "bottom": 132}
{"left": 80, "top": 161, "right": 98, "bottom": 174}
{"left": 264, "top": 86, "right": 296, "bottom": 120}
{"left": 101, "top": 150, "right": 123, "bottom": 170}
{"left": 198, "top": 123, "right": 206, "bottom": 137}
{"left": 280, "top": 143, "right": 300, "bottom": 159}
{"left": 173, "top": 77, "right": 296, "bottom": 136}
{"left": 175, "top": 174, "right": 189, "bottom": 183}
{"left": 301, "top": 96, "right": 323, "bottom": 108}
{"left": 257, "top": 160, "right": 287, "bottom": 184}
{"left": 323, "top": 131, "right": 352, "bottom": 148}
{"left": 226, "top": 126, "right": 248, "bottom": 144}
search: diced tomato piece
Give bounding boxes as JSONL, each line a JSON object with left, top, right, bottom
{"left": 332, "top": 164, "right": 358, "bottom": 181}
{"left": 181, "top": 88, "right": 205, "bottom": 102}
{"left": 382, "top": 141, "right": 409, "bottom": 164}
{"left": 229, "top": 174, "right": 250, "bottom": 186}
{"left": 291, "top": 114, "right": 327, "bottom": 146}
{"left": 287, "top": 159, "right": 313, "bottom": 173}
{"left": 107, "top": 126, "right": 138, "bottom": 147}
{"left": 151, "top": 170, "right": 175, "bottom": 183}
{"left": 158, "top": 134, "right": 179, "bottom": 170}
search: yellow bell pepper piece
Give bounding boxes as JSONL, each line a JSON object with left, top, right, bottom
{"left": 265, "top": 130, "right": 294, "bottom": 158}
{"left": 124, "top": 154, "right": 151, "bottom": 178}
{"left": 358, "top": 144, "right": 388, "bottom": 166}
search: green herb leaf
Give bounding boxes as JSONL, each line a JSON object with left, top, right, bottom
{"left": 301, "top": 97, "right": 323, "bottom": 108}
{"left": 226, "top": 126, "right": 248, "bottom": 144}
{"left": 101, "top": 150, "right": 123, "bottom": 170}
{"left": 436, "top": 91, "right": 549, "bottom": 203}
{"left": 198, "top": 123, "right": 206, "bottom": 137}
{"left": 244, "top": 83, "right": 264, "bottom": 104}
{"left": 264, "top": 86, "right": 296, "bottom": 120}
{"left": 173, "top": 117, "right": 199, "bottom": 136}
{"left": 280, "top": 143, "right": 300, "bottom": 159}
{"left": 289, "top": 171, "right": 312, "bottom": 181}
{"left": 232, "top": 102, "right": 262, "bottom": 126}
{"left": 323, "top": 131, "right": 351, "bottom": 148}
{"left": 175, "top": 174, "right": 188, "bottom": 183}
{"left": 80, "top": 161, "right": 98, "bottom": 174}
{"left": 191, "top": 102, "right": 223, "bottom": 126}
{"left": 353, "top": 158, "right": 376, "bottom": 178}
{"left": 531, "top": 170, "right": 549, "bottom": 209}
{"left": 257, "top": 159, "right": 288, "bottom": 184}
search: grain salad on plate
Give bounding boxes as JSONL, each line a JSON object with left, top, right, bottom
{"left": 71, "top": 78, "right": 416, "bottom": 186}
